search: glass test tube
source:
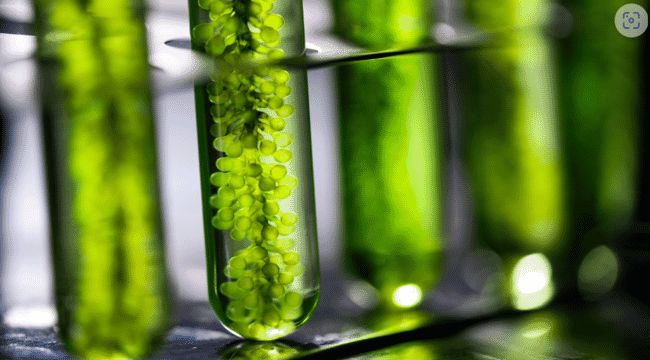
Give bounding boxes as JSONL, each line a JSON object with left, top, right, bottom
{"left": 32, "top": 0, "right": 172, "bottom": 357}
{"left": 333, "top": 0, "right": 444, "bottom": 309}
{"left": 189, "top": 0, "right": 320, "bottom": 340}
{"left": 556, "top": 0, "right": 644, "bottom": 299}
{"left": 461, "top": 0, "right": 567, "bottom": 310}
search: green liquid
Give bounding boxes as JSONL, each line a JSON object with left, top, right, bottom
{"left": 190, "top": 0, "right": 319, "bottom": 340}
{"left": 337, "top": 54, "right": 444, "bottom": 307}
{"left": 556, "top": 0, "right": 641, "bottom": 233}
{"left": 34, "top": 0, "right": 172, "bottom": 357}
{"left": 462, "top": 0, "right": 568, "bottom": 305}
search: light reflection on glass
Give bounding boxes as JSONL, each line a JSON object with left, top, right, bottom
{"left": 510, "top": 253, "right": 554, "bottom": 310}
{"left": 220, "top": 340, "right": 301, "bottom": 360}
{"left": 347, "top": 280, "right": 380, "bottom": 310}
{"left": 578, "top": 245, "right": 618, "bottom": 299}
{"left": 392, "top": 284, "right": 423, "bottom": 308}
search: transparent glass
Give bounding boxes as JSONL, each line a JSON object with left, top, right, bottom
{"left": 461, "top": 0, "right": 568, "bottom": 309}
{"left": 189, "top": 0, "right": 320, "bottom": 340}
{"left": 337, "top": 54, "right": 444, "bottom": 309}
{"left": 32, "top": 0, "right": 172, "bottom": 357}
{"left": 333, "top": 0, "right": 444, "bottom": 309}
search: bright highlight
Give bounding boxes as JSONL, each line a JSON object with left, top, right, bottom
{"left": 511, "top": 253, "right": 554, "bottom": 310}
{"left": 392, "top": 284, "right": 423, "bottom": 308}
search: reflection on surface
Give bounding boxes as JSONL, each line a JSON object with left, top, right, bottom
{"left": 362, "top": 309, "right": 433, "bottom": 337}
{"left": 343, "top": 340, "right": 438, "bottom": 360}
{"left": 220, "top": 340, "right": 304, "bottom": 360}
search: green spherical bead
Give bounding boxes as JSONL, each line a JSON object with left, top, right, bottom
{"left": 238, "top": 194, "right": 255, "bottom": 208}
{"left": 229, "top": 175, "right": 245, "bottom": 189}
{"left": 225, "top": 73, "right": 241, "bottom": 88}
{"left": 198, "top": 0, "right": 213, "bottom": 10}
{"left": 219, "top": 281, "right": 239, "bottom": 298}
{"left": 210, "top": 0, "right": 227, "bottom": 13}
{"left": 268, "top": 96, "right": 283, "bottom": 110}
{"left": 274, "top": 132, "right": 293, "bottom": 147}
{"left": 248, "top": 322, "right": 266, "bottom": 338}
{"left": 217, "top": 186, "right": 236, "bottom": 200}
{"left": 237, "top": 276, "right": 254, "bottom": 291}
{"left": 210, "top": 172, "right": 230, "bottom": 187}
{"left": 277, "top": 223, "right": 296, "bottom": 236}
{"left": 261, "top": 224, "right": 279, "bottom": 240}
{"left": 264, "top": 14, "right": 285, "bottom": 29}
{"left": 277, "top": 104, "right": 294, "bottom": 118}
{"left": 222, "top": 17, "right": 241, "bottom": 35}
{"left": 216, "top": 157, "right": 234, "bottom": 171}
{"left": 274, "top": 84, "right": 291, "bottom": 98}
{"left": 231, "top": 159, "right": 246, "bottom": 173}
{"left": 226, "top": 141, "right": 244, "bottom": 158}
{"left": 230, "top": 228, "right": 247, "bottom": 241}
{"left": 281, "top": 212, "right": 298, "bottom": 226}
{"left": 262, "top": 263, "right": 279, "bottom": 277}
{"left": 270, "top": 165, "right": 287, "bottom": 180}
{"left": 259, "top": 140, "right": 277, "bottom": 156}
{"left": 210, "top": 104, "right": 227, "bottom": 118}
{"left": 272, "top": 70, "right": 290, "bottom": 84}
{"left": 217, "top": 207, "right": 235, "bottom": 221}
{"left": 260, "top": 81, "right": 275, "bottom": 95}
{"left": 255, "top": 66, "right": 270, "bottom": 77}
{"left": 205, "top": 36, "right": 226, "bottom": 55}
{"left": 192, "top": 23, "right": 216, "bottom": 42}
{"left": 270, "top": 118, "right": 286, "bottom": 131}
{"left": 240, "top": 133, "right": 258, "bottom": 148}
{"left": 280, "top": 175, "right": 298, "bottom": 189}
{"left": 262, "top": 201, "right": 280, "bottom": 216}
{"left": 275, "top": 238, "right": 294, "bottom": 250}
{"left": 273, "top": 149, "right": 292, "bottom": 163}
{"left": 284, "top": 291, "right": 302, "bottom": 309}
{"left": 248, "top": 2, "right": 262, "bottom": 15}
{"left": 277, "top": 272, "right": 294, "bottom": 285}
{"left": 210, "top": 194, "right": 232, "bottom": 208}
{"left": 286, "top": 264, "right": 304, "bottom": 277}
{"left": 212, "top": 216, "right": 233, "bottom": 230}
{"left": 215, "top": 91, "right": 229, "bottom": 104}
{"left": 259, "top": 176, "right": 276, "bottom": 191}
{"left": 260, "top": 26, "right": 280, "bottom": 45}
{"left": 234, "top": 216, "right": 253, "bottom": 231}
{"left": 229, "top": 256, "right": 247, "bottom": 270}
{"left": 269, "top": 284, "right": 285, "bottom": 298}
{"left": 213, "top": 136, "right": 229, "bottom": 151}
{"left": 251, "top": 246, "right": 268, "bottom": 260}
{"left": 274, "top": 185, "right": 291, "bottom": 199}
{"left": 246, "top": 163, "right": 263, "bottom": 177}
{"left": 268, "top": 49, "right": 285, "bottom": 59}
{"left": 283, "top": 252, "right": 300, "bottom": 266}
{"left": 232, "top": 92, "right": 246, "bottom": 108}
{"left": 263, "top": 309, "right": 281, "bottom": 327}
{"left": 243, "top": 293, "right": 259, "bottom": 310}
{"left": 210, "top": 124, "right": 220, "bottom": 137}
{"left": 226, "top": 301, "right": 246, "bottom": 321}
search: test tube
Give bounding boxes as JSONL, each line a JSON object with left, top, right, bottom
{"left": 332, "top": 0, "right": 444, "bottom": 309}
{"left": 461, "top": 0, "right": 568, "bottom": 309}
{"left": 32, "top": 0, "right": 172, "bottom": 357}
{"left": 189, "top": 0, "right": 320, "bottom": 340}
{"left": 555, "top": 0, "right": 642, "bottom": 300}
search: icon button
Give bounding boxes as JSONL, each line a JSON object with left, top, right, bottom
{"left": 616, "top": 4, "right": 647, "bottom": 37}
